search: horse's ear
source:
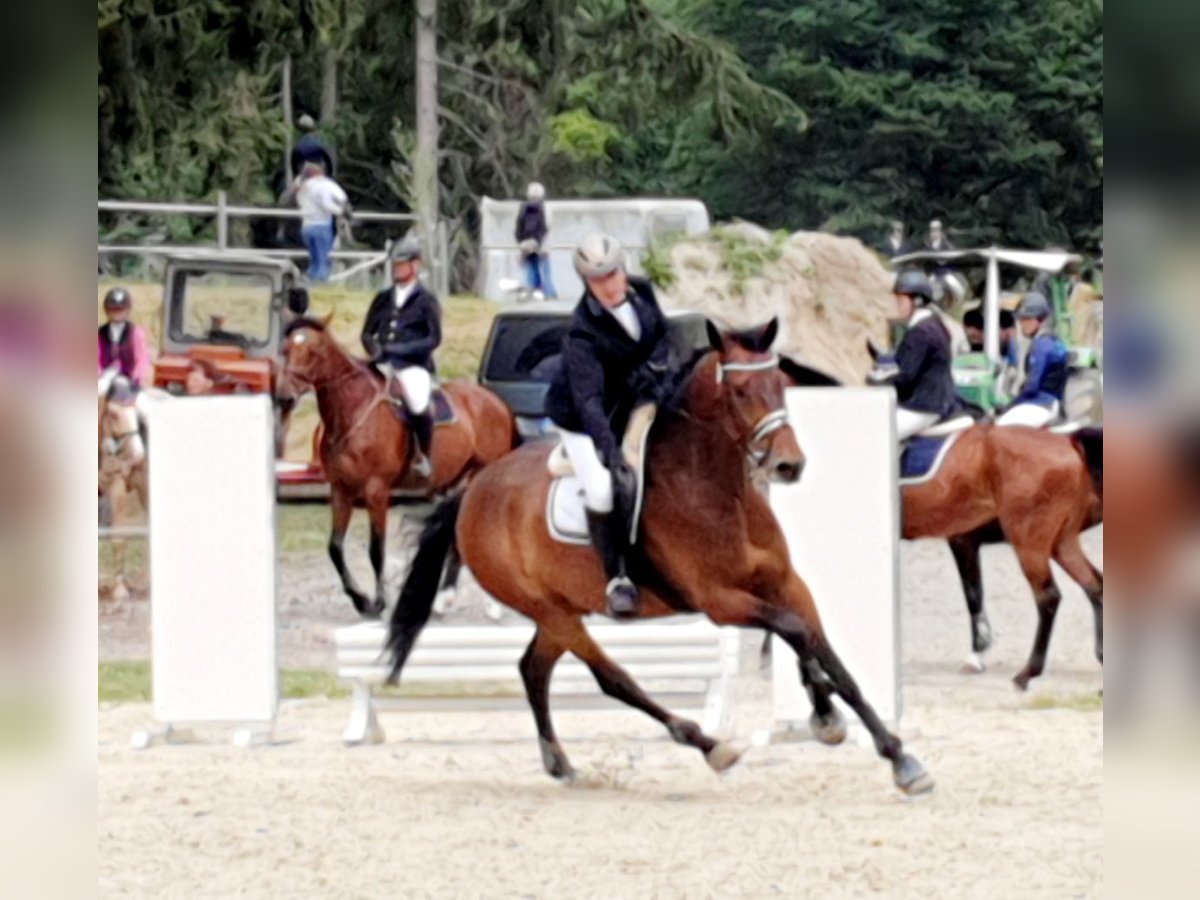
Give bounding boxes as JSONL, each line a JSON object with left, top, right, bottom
{"left": 706, "top": 319, "right": 725, "bottom": 352}
{"left": 866, "top": 339, "right": 880, "bottom": 362}
{"left": 758, "top": 317, "right": 779, "bottom": 353}
{"left": 322, "top": 312, "right": 334, "bottom": 329}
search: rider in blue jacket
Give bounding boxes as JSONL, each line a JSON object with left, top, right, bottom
{"left": 997, "top": 293, "right": 1069, "bottom": 427}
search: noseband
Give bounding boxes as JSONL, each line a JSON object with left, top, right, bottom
{"left": 716, "top": 354, "right": 791, "bottom": 465}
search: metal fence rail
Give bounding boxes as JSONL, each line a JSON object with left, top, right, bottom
{"left": 99, "top": 193, "right": 450, "bottom": 295}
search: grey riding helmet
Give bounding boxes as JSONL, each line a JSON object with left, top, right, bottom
{"left": 1015, "top": 292, "right": 1052, "bottom": 320}
{"left": 103, "top": 287, "right": 132, "bottom": 311}
{"left": 390, "top": 236, "right": 421, "bottom": 263}
{"left": 892, "top": 270, "right": 935, "bottom": 306}
{"left": 573, "top": 233, "right": 624, "bottom": 278}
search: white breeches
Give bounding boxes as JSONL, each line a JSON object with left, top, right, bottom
{"left": 996, "top": 401, "right": 1059, "bottom": 428}
{"left": 559, "top": 429, "right": 614, "bottom": 513}
{"left": 896, "top": 408, "right": 940, "bottom": 441}
{"left": 381, "top": 364, "right": 432, "bottom": 414}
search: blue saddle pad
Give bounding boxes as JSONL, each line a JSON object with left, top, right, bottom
{"left": 900, "top": 435, "right": 951, "bottom": 482}
{"left": 430, "top": 389, "right": 455, "bottom": 425}
{"left": 388, "top": 388, "right": 456, "bottom": 425}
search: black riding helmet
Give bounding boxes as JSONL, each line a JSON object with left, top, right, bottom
{"left": 892, "top": 270, "right": 934, "bottom": 306}
{"left": 103, "top": 287, "right": 132, "bottom": 311}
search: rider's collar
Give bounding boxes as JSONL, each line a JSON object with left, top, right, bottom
{"left": 585, "top": 290, "right": 634, "bottom": 317}
{"left": 909, "top": 307, "right": 936, "bottom": 327}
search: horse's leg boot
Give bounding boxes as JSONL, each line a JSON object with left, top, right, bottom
{"left": 585, "top": 510, "right": 639, "bottom": 619}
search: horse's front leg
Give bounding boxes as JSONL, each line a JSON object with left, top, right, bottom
{"left": 364, "top": 479, "right": 391, "bottom": 618}
{"left": 766, "top": 572, "right": 934, "bottom": 796}
{"left": 328, "top": 487, "right": 375, "bottom": 618}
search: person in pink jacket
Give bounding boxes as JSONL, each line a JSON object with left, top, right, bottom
{"left": 97, "top": 287, "right": 153, "bottom": 387}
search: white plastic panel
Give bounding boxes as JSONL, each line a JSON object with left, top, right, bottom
{"left": 768, "top": 388, "right": 901, "bottom": 726}
{"left": 146, "top": 395, "right": 277, "bottom": 725}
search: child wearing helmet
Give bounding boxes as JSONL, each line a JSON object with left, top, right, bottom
{"left": 996, "top": 292, "right": 1069, "bottom": 427}
{"left": 98, "top": 287, "right": 153, "bottom": 388}
{"left": 872, "top": 270, "right": 963, "bottom": 440}
{"left": 360, "top": 236, "right": 442, "bottom": 483}
{"left": 544, "top": 233, "right": 674, "bottom": 618}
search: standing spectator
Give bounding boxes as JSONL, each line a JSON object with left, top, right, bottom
{"left": 285, "top": 162, "right": 351, "bottom": 282}
{"left": 290, "top": 113, "right": 335, "bottom": 179}
{"left": 924, "top": 219, "right": 955, "bottom": 251}
{"left": 880, "top": 219, "right": 914, "bottom": 259}
{"left": 97, "top": 287, "right": 153, "bottom": 387}
{"left": 515, "top": 182, "right": 557, "bottom": 299}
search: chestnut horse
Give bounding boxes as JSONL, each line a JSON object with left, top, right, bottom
{"left": 386, "top": 320, "right": 934, "bottom": 795}
{"left": 277, "top": 317, "right": 516, "bottom": 618}
{"left": 776, "top": 358, "right": 1103, "bottom": 688}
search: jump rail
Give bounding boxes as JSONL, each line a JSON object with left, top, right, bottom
{"left": 335, "top": 617, "right": 741, "bottom": 745}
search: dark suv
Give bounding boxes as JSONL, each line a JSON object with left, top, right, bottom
{"left": 478, "top": 303, "right": 711, "bottom": 440}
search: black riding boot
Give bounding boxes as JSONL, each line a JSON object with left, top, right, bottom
{"left": 585, "top": 509, "right": 639, "bottom": 619}
{"left": 408, "top": 411, "right": 434, "bottom": 481}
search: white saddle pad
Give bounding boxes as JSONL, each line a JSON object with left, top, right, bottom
{"left": 546, "top": 405, "right": 655, "bottom": 546}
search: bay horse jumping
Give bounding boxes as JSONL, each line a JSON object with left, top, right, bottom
{"left": 386, "top": 320, "right": 934, "bottom": 795}
{"left": 276, "top": 317, "right": 516, "bottom": 618}
{"left": 776, "top": 358, "right": 1103, "bottom": 689}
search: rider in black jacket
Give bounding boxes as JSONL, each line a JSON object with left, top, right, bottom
{"left": 545, "top": 233, "right": 674, "bottom": 617}
{"left": 871, "top": 270, "right": 962, "bottom": 440}
{"left": 361, "top": 236, "right": 442, "bottom": 482}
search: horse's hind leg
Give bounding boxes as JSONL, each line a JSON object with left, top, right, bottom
{"left": 1012, "top": 546, "right": 1063, "bottom": 691}
{"left": 328, "top": 488, "right": 374, "bottom": 618}
{"left": 1053, "top": 533, "right": 1104, "bottom": 666}
{"left": 518, "top": 628, "right": 573, "bottom": 780}
{"left": 949, "top": 530, "right": 993, "bottom": 672}
{"left": 555, "top": 616, "right": 744, "bottom": 774}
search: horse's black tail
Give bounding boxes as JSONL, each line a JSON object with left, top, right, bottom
{"left": 385, "top": 493, "right": 464, "bottom": 683}
{"left": 1071, "top": 426, "right": 1103, "bottom": 501}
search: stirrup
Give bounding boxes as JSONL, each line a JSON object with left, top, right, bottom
{"left": 605, "top": 575, "right": 639, "bottom": 619}
{"left": 409, "top": 453, "right": 433, "bottom": 479}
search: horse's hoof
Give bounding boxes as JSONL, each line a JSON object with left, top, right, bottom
{"left": 1013, "top": 672, "right": 1032, "bottom": 692}
{"left": 973, "top": 620, "right": 993, "bottom": 654}
{"left": 540, "top": 739, "right": 575, "bottom": 781}
{"left": 705, "top": 741, "right": 746, "bottom": 773}
{"left": 357, "top": 602, "right": 384, "bottom": 621}
{"left": 810, "top": 710, "right": 847, "bottom": 746}
{"left": 960, "top": 653, "right": 986, "bottom": 675}
{"left": 893, "top": 754, "right": 935, "bottom": 795}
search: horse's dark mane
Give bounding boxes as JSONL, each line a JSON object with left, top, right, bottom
{"left": 659, "top": 348, "right": 714, "bottom": 416}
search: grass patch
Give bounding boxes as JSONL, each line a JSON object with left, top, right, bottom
{"left": 99, "top": 660, "right": 522, "bottom": 703}
{"left": 1026, "top": 691, "right": 1104, "bottom": 713}
{"left": 99, "top": 660, "right": 152, "bottom": 703}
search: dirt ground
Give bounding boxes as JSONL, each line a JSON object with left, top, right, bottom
{"left": 97, "top": 525, "right": 1102, "bottom": 898}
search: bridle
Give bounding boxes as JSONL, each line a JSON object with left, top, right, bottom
{"left": 716, "top": 354, "right": 791, "bottom": 465}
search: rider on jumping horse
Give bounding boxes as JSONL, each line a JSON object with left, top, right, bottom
{"left": 545, "top": 233, "right": 675, "bottom": 619}
{"left": 871, "top": 270, "right": 963, "bottom": 440}
{"left": 361, "top": 236, "right": 442, "bottom": 484}
{"left": 996, "top": 292, "right": 1069, "bottom": 428}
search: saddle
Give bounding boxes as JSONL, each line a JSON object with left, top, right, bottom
{"left": 899, "top": 410, "right": 977, "bottom": 486}
{"left": 376, "top": 370, "right": 457, "bottom": 425}
{"left": 545, "top": 404, "right": 655, "bottom": 546}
